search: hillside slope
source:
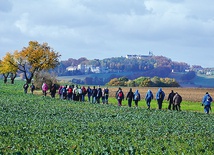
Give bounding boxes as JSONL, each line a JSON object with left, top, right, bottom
{"left": 169, "top": 73, "right": 214, "bottom": 88}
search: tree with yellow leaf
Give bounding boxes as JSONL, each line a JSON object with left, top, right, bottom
{"left": 12, "top": 41, "right": 61, "bottom": 84}
{"left": 0, "top": 52, "right": 18, "bottom": 84}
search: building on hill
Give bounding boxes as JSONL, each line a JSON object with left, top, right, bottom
{"left": 126, "top": 52, "right": 153, "bottom": 59}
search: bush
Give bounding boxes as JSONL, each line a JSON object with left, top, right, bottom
{"left": 108, "top": 76, "right": 180, "bottom": 87}
{"left": 33, "top": 71, "right": 59, "bottom": 89}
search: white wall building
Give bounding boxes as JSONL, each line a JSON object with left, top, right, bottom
{"left": 126, "top": 53, "right": 153, "bottom": 59}
{"left": 66, "top": 65, "right": 108, "bottom": 74}
{"left": 66, "top": 66, "right": 78, "bottom": 71}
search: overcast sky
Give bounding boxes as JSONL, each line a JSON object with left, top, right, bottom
{"left": 0, "top": 0, "right": 214, "bottom": 67}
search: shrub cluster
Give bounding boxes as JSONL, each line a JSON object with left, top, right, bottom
{"left": 108, "top": 76, "right": 180, "bottom": 87}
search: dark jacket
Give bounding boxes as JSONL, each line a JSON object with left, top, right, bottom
{"left": 50, "top": 84, "right": 57, "bottom": 94}
{"left": 167, "top": 91, "right": 175, "bottom": 103}
{"left": 97, "top": 88, "right": 102, "bottom": 98}
{"left": 92, "top": 88, "right": 98, "bottom": 97}
{"left": 126, "top": 91, "right": 134, "bottom": 100}
{"left": 23, "top": 83, "right": 29, "bottom": 90}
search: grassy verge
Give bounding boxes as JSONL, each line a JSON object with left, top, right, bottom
{"left": 107, "top": 98, "right": 204, "bottom": 113}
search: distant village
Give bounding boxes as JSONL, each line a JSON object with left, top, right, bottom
{"left": 66, "top": 53, "right": 154, "bottom": 74}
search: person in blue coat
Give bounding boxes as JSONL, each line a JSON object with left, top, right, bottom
{"left": 145, "top": 89, "right": 153, "bottom": 109}
{"left": 133, "top": 90, "right": 141, "bottom": 107}
{"left": 202, "top": 92, "right": 213, "bottom": 114}
{"left": 156, "top": 88, "right": 165, "bottom": 110}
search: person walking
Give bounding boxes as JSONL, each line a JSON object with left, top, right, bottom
{"left": 58, "top": 86, "right": 63, "bottom": 99}
{"left": 42, "top": 82, "right": 48, "bottom": 97}
{"left": 202, "top": 92, "right": 213, "bottom": 114}
{"left": 96, "top": 86, "right": 102, "bottom": 103}
{"left": 104, "top": 87, "right": 109, "bottom": 104}
{"left": 133, "top": 89, "right": 141, "bottom": 107}
{"left": 126, "top": 88, "right": 134, "bottom": 107}
{"left": 116, "top": 87, "right": 124, "bottom": 106}
{"left": 77, "top": 86, "right": 82, "bottom": 101}
{"left": 173, "top": 92, "right": 182, "bottom": 111}
{"left": 72, "top": 85, "right": 78, "bottom": 101}
{"left": 81, "top": 86, "right": 87, "bottom": 102}
{"left": 67, "top": 85, "right": 73, "bottom": 100}
{"left": 92, "top": 86, "right": 98, "bottom": 104}
{"left": 167, "top": 90, "right": 175, "bottom": 110}
{"left": 50, "top": 83, "right": 57, "bottom": 98}
{"left": 102, "top": 88, "right": 106, "bottom": 104}
{"left": 62, "top": 85, "right": 68, "bottom": 100}
{"left": 156, "top": 88, "right": 165, "bottom": 110}
{"left": 23, "top": 82, "right": 29, "bottom": 94}
{"left": 87, "top": 86, "right": 92, "bottom": 103}
{"left": 30, "top": 83, "right": 35, "bottom": 94}
{"left": 145, "top": 89, "right": 153, "bottom": 109}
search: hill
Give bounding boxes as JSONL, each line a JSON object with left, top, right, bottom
{"left": 169, "top": 72, "right": 214, "bottom": 88}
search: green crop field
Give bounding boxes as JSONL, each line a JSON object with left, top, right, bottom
{"left": 0, "top": 81, "right": 214, "bottom": 154}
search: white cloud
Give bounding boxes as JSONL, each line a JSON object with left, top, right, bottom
{"left": 0, "top": 0, "right": 214, "bottom": 67}
{"left": 15, "top": 13, "right": 30, "bottom": 33}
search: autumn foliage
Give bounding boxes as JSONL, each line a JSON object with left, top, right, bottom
{"left": 0, "top": 41, "right": 61, "bottom": 84}
{"left": 0, "top": 52, "right": 18, "bottom": 83}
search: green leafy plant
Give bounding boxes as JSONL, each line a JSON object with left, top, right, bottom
{"left": 0, "top": 81, "right": 213, "bottom": 154}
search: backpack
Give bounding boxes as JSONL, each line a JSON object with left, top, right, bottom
{"left": 31, "top": 85, "right": 35, "bottom": 89}
{"left": 24, "top": 84, "right": 28, "bottom": 89}
{"left": 42, "top": 84, "right": 48, "bottom": 91}
{"left": 62, "top": 87, "right": 66, "bottom": 94}
{"left": 134, "top": 94, "right": 139, "bottom": 100}
{"left": 68, "top": 88, "right": 73, "bottom": 94}
{"left": 82, "top": 87, "right": 87, "bottom": 94}
{"left": 88, "top": 88, "right": 92, "bottom": 94}
{"left": 104, "top": 89, "right": 109, "bottom": 95}
{"left": 75, "top": 89, "right": 79, "bottom": 95}
{"left": 118, "top": 91, "right": 123, "bottom": 99}
{"left": 207, "top": 96, "right": 211, "bottom": 102}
